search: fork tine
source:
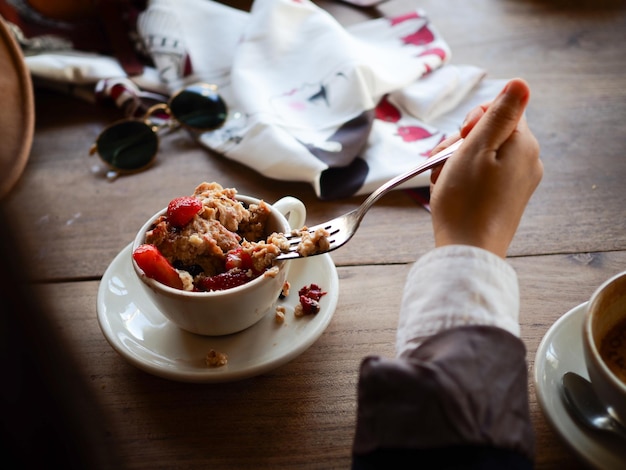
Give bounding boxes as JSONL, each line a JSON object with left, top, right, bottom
{"left": 274, "top": 225, "right": 334, "bottom": 260}
{"left": 282, "top": 225, "right": 334, "bottom": 251}
{"left": 276, "top": 211, "right": 357, "bottom": 260}
{"left": 284, "top": 222, "right": 338, "bottom": 245}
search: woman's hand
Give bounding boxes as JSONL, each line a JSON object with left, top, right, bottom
{"left": 428, "top": 78, "right": 543, "bottom": 258}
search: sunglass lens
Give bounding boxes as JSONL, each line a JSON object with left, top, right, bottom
{"left": 96, "top": 121, "right": 158, "bottom": 171}
{"left": 170, "top": 84, "right": 228, "bottom": 130}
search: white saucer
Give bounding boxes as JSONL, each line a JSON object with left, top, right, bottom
{"left": 534, "top": 302, "right": 626, "bottom": 469}
{"left": 97, "top": 244, "right": 339, "bottom": 383}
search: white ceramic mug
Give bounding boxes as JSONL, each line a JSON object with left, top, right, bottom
{"left": 131, "top": 195, "right": 306, "bottom": 336}
{"left": 582, "top": 270, "right": 626, "bottom": 425}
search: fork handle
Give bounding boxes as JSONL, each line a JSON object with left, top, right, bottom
{"left": 356, "top": 138, "right": 464, "bottom": 218}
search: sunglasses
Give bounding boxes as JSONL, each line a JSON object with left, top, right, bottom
{"left": 90, "top": 83, "right": 227, "bottom": 178}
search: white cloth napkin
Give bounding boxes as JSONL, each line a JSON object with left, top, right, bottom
{"left": 24, "top": 0, "right": 505, "bottom": 199}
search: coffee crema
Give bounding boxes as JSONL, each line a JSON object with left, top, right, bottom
{"left": 599, "top": 318, "right": 626, "bottom": 384}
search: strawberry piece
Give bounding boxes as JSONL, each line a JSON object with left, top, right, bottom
{"left": 133, "top": 244, "right": 184, "bottom": 290}
{"left": 298, "top": 283, "right": 327, "bottom": 301}
{"left": 225, "top": 246, "right": 254, "bottom": 272}
{"left": 299, "top": 296, "right": 321, "bottom": 315}
{"left": 297, "top": 284, "right": 327, "bottom": 315}
{"left": 197, "top": 270, "right": 253, "bottom": 291}
{"left": 167, "top": 196, "right": 202, "bottom": 228}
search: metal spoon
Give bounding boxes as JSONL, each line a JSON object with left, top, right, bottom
{"left": 561, "top": 371, "right": 626, "bottom": 440}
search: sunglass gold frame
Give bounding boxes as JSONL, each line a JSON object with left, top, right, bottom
{"left": 90, "top": 83, "right": 227, "bottom": 178}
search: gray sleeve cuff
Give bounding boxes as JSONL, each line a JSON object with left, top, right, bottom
{"left": 353, "top": 326, "right": 535, "bottom": 461}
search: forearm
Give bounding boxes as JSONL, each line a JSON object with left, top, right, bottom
{"left": 353, "top": 246, "right": 534, "bottom": 464}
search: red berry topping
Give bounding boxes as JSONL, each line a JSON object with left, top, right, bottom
{"left": 133, "top": 244, "right": 184, "bottom": 290}
{"left": 299, "top": 296, "right": 321, "bottom": 315}
{"left": 225, "top": 246, "right": 255, "bottom": 272}
{"left": 167, "top": 196, "right": 202, "bottom": 228}
{"left": 297, "top": 284, "right": 327, "bottom": 315}
{"left": 197, "top": 270, "right": 254, "bottom": 291}
{"left": 299, "top": 284, "right": 326, "bottom": 301}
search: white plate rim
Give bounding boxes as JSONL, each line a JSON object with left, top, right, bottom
{"left": 97, "top": 243, "right": 339, "bottom": 383}
{"left": 533, "top": 301, "right": 626, "bottom": 469}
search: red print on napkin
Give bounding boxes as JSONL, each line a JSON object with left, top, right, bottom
{"left": 401, "top": 24, "right": 436, "bottom": 47}
{"left": 375, "top": 96, "right": 438, "bottom": 143}
{"left": 397, "top": 126, "right": 435, "bottom": 143}
{"left": 389, "top": 12, "right": 436, "bottom": 48}
{"left": 375, "top": 95, "right": 401, "bottom": 122}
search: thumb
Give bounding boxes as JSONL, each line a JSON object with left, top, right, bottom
{"left": 466, "top": 78, "right": 531, "bottom": 152}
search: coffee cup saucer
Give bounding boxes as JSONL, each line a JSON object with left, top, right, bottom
{"left": 96, "top": 243, "right": 339, "bottom": 383}
{"left": 534, "top": 302, "right": 626, "bottom": 468}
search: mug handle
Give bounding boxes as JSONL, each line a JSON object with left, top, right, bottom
{"left": 272, "top": 196, "right": 306, "bottom": 231}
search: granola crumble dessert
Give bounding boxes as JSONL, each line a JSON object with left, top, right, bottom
{"left": 133, "top": 182, "right": 291, "bottom": 292}
{"left": 292, "top": 227, "right": 331, "bottom": 257}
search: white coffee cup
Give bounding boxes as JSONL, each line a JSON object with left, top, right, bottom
{"left": 582, "top": 270, "right": 626, "bottom": 425}
{"left": 131, "top": 195, "right": 306, "bottom": 336}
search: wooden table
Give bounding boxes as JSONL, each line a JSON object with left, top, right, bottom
{"left": 4, "top": 0, "right": 626, "bottom": 468}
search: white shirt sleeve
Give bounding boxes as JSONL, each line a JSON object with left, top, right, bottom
{"left": 396, "top": 245, "right": 520, "bottom": 358}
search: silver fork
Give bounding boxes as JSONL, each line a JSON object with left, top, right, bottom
{"left": 277, "top": 138, "right": 464, "bottom": 260}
